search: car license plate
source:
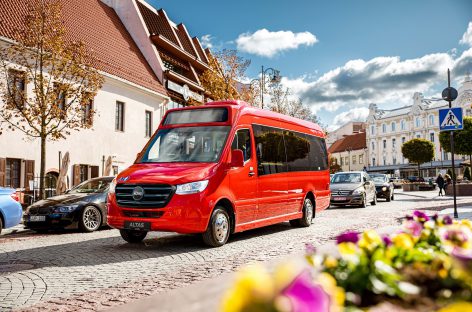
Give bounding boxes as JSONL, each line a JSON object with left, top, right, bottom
{"left": 124, "top": 221, "right": 151, "bottom": 231}
{"left": 333, "top": 197, "right": 347, "bottom": 201}
{"left": 29, "top": 215, "right": 46, "bottom": 222}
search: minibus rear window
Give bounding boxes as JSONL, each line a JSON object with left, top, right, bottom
{"left": 164, "top": 108, "right": 228, "bottom": 125}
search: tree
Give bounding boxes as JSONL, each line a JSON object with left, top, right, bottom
{"left": 329, "top": 157, "right": 342, "bottom": 174}
{"left": 401, "top": 139, "right": 435, "bottom": 178}
{"left": 439, "top": 116, "right": 472, "bottom": 168}
{"left": 200, "top": 49, "right": 255, "bottom": 103}
{"left": 0, "top": 0, "right": 104, "bottom": 198}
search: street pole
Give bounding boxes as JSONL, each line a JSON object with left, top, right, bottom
{"left": 447, "top": 69, "right": 458, "bottom": 219}
{"left": 261, "top": 65, "right": 264, "bottom": 109}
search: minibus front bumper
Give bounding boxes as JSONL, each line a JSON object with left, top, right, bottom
{"left": 107, "top": 193, "right": 212, "bottom": 234}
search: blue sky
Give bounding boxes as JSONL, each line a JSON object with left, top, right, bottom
{"left": 149, "top": 0, "right": 472, "bottom": 129}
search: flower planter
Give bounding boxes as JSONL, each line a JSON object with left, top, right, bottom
{"left": 445, "top": 183, "right": 472, "bottom": 196}
{"left": 402, "top": 183, "right": 435, "bottom": 191}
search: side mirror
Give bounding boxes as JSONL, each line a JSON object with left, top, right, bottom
{"left": 230, "top": 149, "right": 244, "bottom": 168}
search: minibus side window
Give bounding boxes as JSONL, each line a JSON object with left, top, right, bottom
{"left": 231, "top": 129, "right": 252, "bottom": 162}
{"left": 253, "top": 125, "right": 288, "bottom": 175}
{"left": 285, "top": 131, "right": 310, "bottom": 172}
{"left": 307, "top": 136, "right": 328, "bottom": 171}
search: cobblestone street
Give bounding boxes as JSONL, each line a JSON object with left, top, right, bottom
{"left": 1, "top": 190, "right": 471, "bottom": 311}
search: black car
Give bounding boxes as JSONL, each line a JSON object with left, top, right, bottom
{"left": 371, "top": 174, "right": 394, "bottom": 201}
{"left": 24, "top": 177, "right": 113, "bottom": 233}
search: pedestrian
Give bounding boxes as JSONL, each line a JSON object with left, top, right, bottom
{"left": 436, "top": 173, "right": 445, "bottom": 196}
{"left": 444, "top": 174, "right": 452, "bottom": 192}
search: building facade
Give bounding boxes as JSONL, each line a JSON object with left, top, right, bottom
{"left": 326, "top": 121, "right": 365, "bottom": 148}
{"left": 366, "top": 74, "right": 472, "bottom": 178}
{"left": 328, "top": 132, "right": 367, "bottom": 172}
{"left": 0, "top": 0, "right": 212, "bottom": 197}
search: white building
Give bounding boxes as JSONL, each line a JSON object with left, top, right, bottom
{"left": 0, "top": 0, "right": 172, "bottom": 195}
{"left": 366, "top": 74, "right": 472, "bottom": 178}
{"left": 326, "top": 121, "right": 365, "bottom": 148}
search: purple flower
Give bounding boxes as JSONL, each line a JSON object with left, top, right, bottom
{"left": 281, "top": 270, "right": 330, "bottom": 312}
{"left": 413, "top": 210, "right": 430, "bottom": 222}
{"left": 382, "top": 235, "right": 392, "bottom": 246}
{"left": 404, "top": 220, "right": 423, "bottom": 237}
{"left": 452, "top": 247, "right": 472, "bottom": 271}
{"left": 442, "top": 215, "right": 453, "bottom": 225}
{"left": 336, "top": 231, "right": 359, "bottom": 244}
{"left": 432, "top": 214, "right": 439, "bottom": 221}
{"left": 406, "top": 215, "right": 414, "bottom": 221}
{"left": 305, "top": 243, "right": 316, "bottom": 255}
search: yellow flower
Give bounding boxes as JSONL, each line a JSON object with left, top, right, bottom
{"left": 273, "top": 262, "right": 300, "bottom": 291}
{"left": 318, "top": 272, "right": 345, "bottom": 312}
{"left": 324, "top": 256, "right": 338, "bottom": 269}
{"left": 392, "top": 233, "right": 415, "bottom": 250}
{"left": 338, "top": 242, "right": 357, "bottom": 255}
{"left": 358, "top": 229, "right": 382, "bottom": 251}
{"left": 438, "top": 302, "right": 472, "bottom": 312}
{"left": 461, "top": 219, "right": 472, "bottom": 230}
{"left": 220, "top": 264, "right": 274, "bottom": 312}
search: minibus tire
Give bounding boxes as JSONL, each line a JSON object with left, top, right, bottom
{"left": 120, "top": 229, "right": 147, "bottom": 243}
{"left": 290, "top": 198, "right": 314, "bottom": 227}
{"left": 202, "top": 207, "right": 230, "bottom": 247}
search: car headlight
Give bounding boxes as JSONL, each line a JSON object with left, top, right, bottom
{"left": 176, "top": 180, "right": 209, "bottom": 195}
{"left": 352, "top": 188, "right": 363, "bottom": 195}
{"left": 382, "top": 186, "right": 387, "bottom": 191}
{"left": 55, "top": 205, "right": 79, "bottom": 213}
{"left": 109, "top": 178, "right": 116, "bottom": 194}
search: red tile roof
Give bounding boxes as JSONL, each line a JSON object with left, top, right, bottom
{"left": 328, "top": 132, "right": 367, "bottom": 153}
{"left": 0, "top": 0, "right": 167, "bottom": 96}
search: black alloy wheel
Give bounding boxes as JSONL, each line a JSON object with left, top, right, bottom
{"left": 120, "top": 229, "right": 148, "bottom": 243}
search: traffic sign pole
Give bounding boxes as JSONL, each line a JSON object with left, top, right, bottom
{"left": 447, "top": 69, "right": 458, "bottom": 219}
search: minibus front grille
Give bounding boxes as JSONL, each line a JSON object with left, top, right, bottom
{"left": 115, "top": 184, "right": 175, "bottom": 208}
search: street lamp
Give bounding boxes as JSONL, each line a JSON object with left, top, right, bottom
{"left": 249, "top": 65, "right": 281, "bottom": 109}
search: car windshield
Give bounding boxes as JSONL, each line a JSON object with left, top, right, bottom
{"left": 331, "top": 173, "right": 361, "bottom": 183}
{"left": 140, "top": 126, "right": 231, "bottom": 163}
{"left": 69, "top": 179, "right": 111, "bottom": 194}
{"left": 371, "top": 175, "right": 387, "bottom": 183}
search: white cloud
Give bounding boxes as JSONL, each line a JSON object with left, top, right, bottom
{"left": 236, "top": 29, "right": 317, "bottom": 58}
{"left": 460, "top": 21, "right": 472, "bottom": 47}
{"left": 329, "top": 107, "right": 370, "bottom": 131}
{"left": 200, "top": 34, "right": 213, "bottom": 49}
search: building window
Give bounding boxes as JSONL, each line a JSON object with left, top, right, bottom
{"left": 5, "top": 158, "right": 21, "bottom": 188}
{"left": 401, "top": 119, "right": 406, "bottom": 130}
{"left": 383, "top": 156, "right": 386, "bottom": 165}
{"left": 416, "top": 117, "right": 421, "bottom": 128}
{"left": 8, "top": 70, "right": 26, "bottom": 107}
{"left": 340, "top": 157, "right": 344, "bottom": 166}
{"left": 113, "top": 165, "right": 119, "bottom": 175}
{"left": 393, "top": 157, "right": 397, "bottom": 165}
{"left": 430, "top": 133, "right": 434, "bottom": 142}
{"left": 359, "top": 155, "right": 364, "bottom": 164}
{"left": 372, "top": 158, "right": 376, "bottom": 166}
{"left": 371, "top": 141, "right": 375, "bottom": 150}
{"left": 345, "top": 157, "right": 349, "bottom": 166}
{"left": 82, "top": 98, "right": 93, "bottom": 126}
{"left": 391, "top": 122, "right": 396, "bottom": 132}
{"left": 352, "top": 155, "right": 356, "bottom": 165}
{"left": 392, "top": 138, "right": 396, "bottom": 149}
{"left": 382, "top": 123, "right": 386, "bottom": 133}
{"left": 416, "top": 134, "right": 421, "bottom": 138}
{"left": 402, "top": 137, "right": 406, "bottom": 144}
{"left": 429, "top": 115, "right": 434, "bottom": 126}
{"left": 370, "top": 125, "right": 375, "bottom": 135}
{"left": 145, "top": 110, "right": 152, "bottom": 138}
{"left": 115, "top": 101, "right": 125, "bottom": 131}
{"left": 383, "top": 140, "right": 386, "bottom": 149}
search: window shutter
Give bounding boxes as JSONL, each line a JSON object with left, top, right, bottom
{"left": 73, "top": 165, "right": 81, "bottom": 186}
{"left": 24, "top": 160, "right": 35, "bottom": 191}
{"left": 0, "top": 158, "right": 5, "bottom": 187}
{"left": 91, "top": 166, "right": 99, "bottom": 178}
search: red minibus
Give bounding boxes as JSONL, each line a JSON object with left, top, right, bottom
{"left": 107, "top": 100, "right": 330, "bottom": 247}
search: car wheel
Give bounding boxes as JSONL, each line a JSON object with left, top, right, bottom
{"left": 79, "top": 206, "right": 102, "bottom": 233}
{"left": 371, "top": 194, "right": 377, "bottom": 205}
{"left": 0, "top": 218, "right": 2, "bottom": 234}
{"left": 391, "top": 191, "right": 394, "bottom": 201}
{"left": 290, "top": 198, "right": 314, "bottom": 228}
{"left": 120, "top": 229, "right": 147, "bottom": 243}
{"left": 386, "top": 192, "right": 391, "bottom": 202}
{"left": 202, "top": 207, "right": 230, "bottom": 247}
{"left": 33, "top": 229, "right": 49, "bottom": 234}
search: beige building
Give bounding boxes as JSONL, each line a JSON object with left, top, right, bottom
{"left": 328, "top": 132, "right": 367, "bottom": 172}
{"left": 366, "top": 74, "right": 472, "bottom": 178}
{"left": 326, "top": 121, "right": 365, "bottom": 148}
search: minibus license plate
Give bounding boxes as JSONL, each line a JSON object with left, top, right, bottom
{"left": 333, "top": 197, "right": 347, "bottom": 201}
{"left": 30, "top": 215, "right": 46, "bottom": 222}
{"left": 124, "top": 221, "right": 150, "bottom": 231}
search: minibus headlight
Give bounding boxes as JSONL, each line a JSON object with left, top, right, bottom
{"left": 176, "top": 180, "right": 209, "bottom": 195}
{"left": 109, "top": 178, "right": 116, "bottom": 194}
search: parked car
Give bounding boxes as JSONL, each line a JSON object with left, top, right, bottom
{"left": 330, "top": 171, "right": 377, "bottom": 208}
{"left": 407, "top": 176, "right": 425, "bottom": 183}
{"left": 0, "top": 187, "right": 23, "bottom": 234}
{"left": 371, "top": 174, "right": 394, "bottom": 201}
{"left": 24, "top": 177, "right": 114, "bottom": 233}
{"left": 389, "top": 177, "right": 403, "bottom": 189}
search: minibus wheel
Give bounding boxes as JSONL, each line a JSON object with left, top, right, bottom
{"left": 120, "top": 229, "right": 147, "bottom": 243}
{"left": 290, "top": 198, "right": 314, "bottom": 228}
{"left": 202, "top": 207, "right": 230, "bottom": 247}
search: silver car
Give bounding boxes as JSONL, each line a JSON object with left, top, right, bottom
{"left": 330, "top": 171, "right": 377, "bottom": 208}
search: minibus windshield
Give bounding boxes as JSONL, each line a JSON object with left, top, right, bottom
{"left": 140, "top": 126, "right": 231, "bottom": 163}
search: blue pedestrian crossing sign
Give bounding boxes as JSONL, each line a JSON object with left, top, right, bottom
{"left": 439, "top": 107, "right": 463, "bottom": 131}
